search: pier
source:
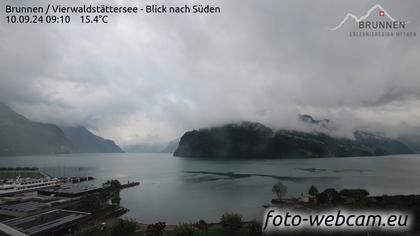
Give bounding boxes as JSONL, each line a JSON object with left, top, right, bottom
{"left": 121, "top": 181, "right": 140, "bottom": 189}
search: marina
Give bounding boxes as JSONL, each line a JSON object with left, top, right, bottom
{"left": 0, "top": 163, "right": 141, "bottom": 235}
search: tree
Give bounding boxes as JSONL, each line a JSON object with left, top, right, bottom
{"left": 146, "top": 222, "right": 166, "bottom": 236}
{"left": 308, "top": 185, "right": 319, "bottom": 197}
{"left": 111, "top": 218, "right": 137, "bottom": 236}
{"left": 272, "top": 181, "right": 287, "bottom": 199}
{"left": 193, "top": 220, "right": 208, "bottom": 236}
{"left": 173, "top": 223, "right": 196, "bottom": 236}
{"left": 317, "top": 188, "right": 341, "bottom": 204}
{"left": 102, "top": 179, "right": 122, "bottom": 207}
{"left": 103, "top": 180, "right": 122, "bottom": 195}
{"left": 339, "top": 189, "right": 369, "bottom": 201}
{"left": 220, "top": 213, "right": 243, "bottom": 235}
{"left": 111, "top": 195, "right": 121, "bottom": 206}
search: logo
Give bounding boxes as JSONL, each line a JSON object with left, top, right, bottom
{"left": 379, "top": 10, "right": 385, "bottom": 17}
{"left": 328, "top": 4, "right": 416, "bottom": 38}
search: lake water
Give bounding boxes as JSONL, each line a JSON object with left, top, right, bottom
{"left": 1, "top": 153, "right": 420, "bottom": 224}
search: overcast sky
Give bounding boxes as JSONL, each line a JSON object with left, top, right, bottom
{"left": 1, "top": 0, "right": 419, "bottom": 145}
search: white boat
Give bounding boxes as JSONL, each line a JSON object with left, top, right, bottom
{"left": 0, "top": 177, "right": 61, "bottom": 196}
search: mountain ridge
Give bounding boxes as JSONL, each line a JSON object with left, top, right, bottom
{"left": 174, "top": 119, "right": 415, "bottom": 159}
{"left": 0, "top": 102, "right": 123, "bottom": 156}
{"left": 61, "top": 126, "right": 123, "bottom": 153}
{"left": 0, "top": 102, "right": 73, "bottom": 156}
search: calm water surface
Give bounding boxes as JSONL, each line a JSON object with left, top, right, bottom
{"left": 1, "top": 153, "right": 420, "bottom": 224}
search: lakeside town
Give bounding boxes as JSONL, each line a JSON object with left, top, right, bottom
{"left": 0, "top": 167, "right": 139, "bottom": 235}
{"left": 1, "top": 167, "right": 419, "bottom": 236}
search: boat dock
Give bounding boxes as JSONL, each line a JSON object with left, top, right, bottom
{"left": 57, "top": 176, "right": 94, "bottom": 184}
{"left": 121, "top": 181, "right": 140, "bottom": 189}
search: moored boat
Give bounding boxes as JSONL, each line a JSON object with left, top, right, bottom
{"left": 0, "top": 177, "right": 61, "bottom": 196}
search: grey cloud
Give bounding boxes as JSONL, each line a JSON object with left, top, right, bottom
{"left": 0, "top": 0, "right": 419, "bottom": 144}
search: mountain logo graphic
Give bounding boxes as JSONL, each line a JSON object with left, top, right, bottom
{"left": 328, "top": 4, "right": 396, "bottom": 31}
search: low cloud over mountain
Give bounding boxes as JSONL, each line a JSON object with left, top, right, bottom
{"left": 1, "top": 0, "right": 419, "bottom": 145}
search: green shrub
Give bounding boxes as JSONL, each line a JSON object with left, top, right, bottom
{"left": 111, "top": 218, "right": 137, "bottom": 236}
{"left": 220, "top": 213, "right": 243, "bottom": 235}
{"left": 172, "top": 223, "right": 196, "bottom": 236}
{"left": 308, "top": 185, "right": 319, "bottom": 197}
{"left": 247, "top": 220, "right": 262, "bottom": 236}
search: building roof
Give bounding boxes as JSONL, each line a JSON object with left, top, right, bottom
{"left": 0, "top": 201, "right": 47, "bottom": 213}
{"left": 38, "top": 184, "right": 101, "bottom": 197}
{"left": 3, "top": 209, "right": 90, "bottom": 235}
{"left": 0, "top": 223, "right": 28, "bottom": 236}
